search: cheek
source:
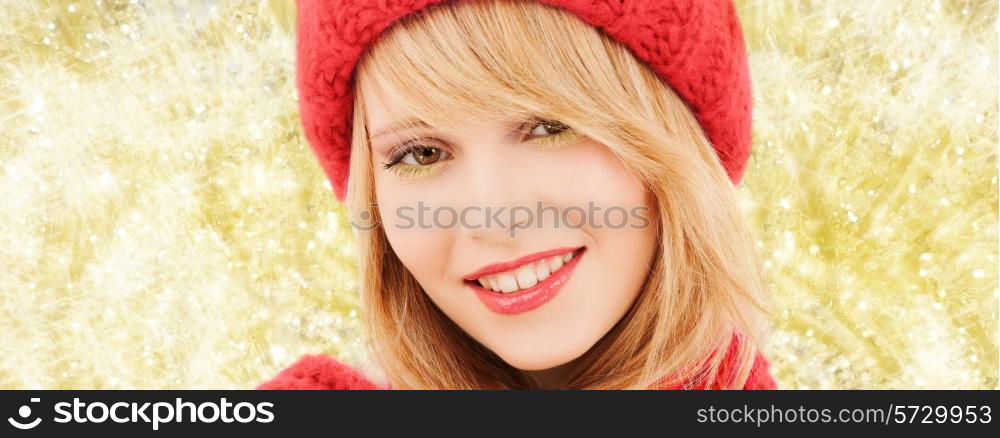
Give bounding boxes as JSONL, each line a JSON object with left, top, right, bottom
{"left": 373, "top": 180, "right": 455, "bottom": 296}
{"left": 537, "top": 140, "right": 654, "bottom": 226}
{"left": 562, "top": 141, "right": 658, "bottom": 275}
{"left": 537, "top": 141, "right": 658, "bottom": 326}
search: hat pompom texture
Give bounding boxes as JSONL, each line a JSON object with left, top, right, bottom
{"left": 295, "top": 0, "right": 752, "bottom": 201}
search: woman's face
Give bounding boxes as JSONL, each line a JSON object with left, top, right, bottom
{"left": 364, "top": 87, "right": 659, "bottom": 370}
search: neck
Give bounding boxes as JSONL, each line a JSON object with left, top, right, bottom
{"left": 523, "top": 357, "right": 581, "bottom": 389}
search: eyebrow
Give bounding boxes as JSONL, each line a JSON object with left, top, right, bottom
{"left": 370, "top": 118, "right": 432, "bottom": 140}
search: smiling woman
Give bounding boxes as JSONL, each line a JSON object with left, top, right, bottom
{"left": 259, "top": 0, "right": 775, "bottom": 390}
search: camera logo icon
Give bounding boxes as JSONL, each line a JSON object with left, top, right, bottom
{"left": 8, "top": 397, "right": 42, "bottom": 430}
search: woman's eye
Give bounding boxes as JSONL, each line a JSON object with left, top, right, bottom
{"left": 523, "top": 119, "right": 581, "bottom": 148}
{"left": 380, "top": 120, "right": 576, "bottom": 178}
{"left": 526, "top": 120, "right": 570, "bottom": 138}
{"left": 401, "top": 145, "right": 447, "bottom": 166}
{"left": 382, "top": 143, "right": 452, "bottom": 179}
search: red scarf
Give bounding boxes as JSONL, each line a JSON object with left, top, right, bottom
{"left": 257, "top": 336, "right": 777, "bottom": 390}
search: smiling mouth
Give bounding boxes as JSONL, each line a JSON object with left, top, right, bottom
{"left": 464, "top": 247, "right": 583, "bottom": 294}
{"left": 464, "top": 246, "right": 586, "bottom": 315}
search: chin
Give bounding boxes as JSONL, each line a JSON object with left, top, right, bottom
{"left": 503, "top": 355, "right": 571, "bottom": 372}
{"left": 490, "top": 337, "right": 592, "bottom": 371}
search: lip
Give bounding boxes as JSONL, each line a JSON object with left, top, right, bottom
{"left": 463, "top": 246, "right": 582, "bottom": 281}
{"left": 465, "top": 246, "right": 586, "bottom": 315}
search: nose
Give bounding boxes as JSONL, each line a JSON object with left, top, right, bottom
{"left": 454, "top": 152, "right": 535, "bottom": 242}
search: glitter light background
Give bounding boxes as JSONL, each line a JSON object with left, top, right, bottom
{"left": 0, "top": 0, "right": 996, "bottom": 389}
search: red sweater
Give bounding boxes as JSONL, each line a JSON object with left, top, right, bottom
{"left": 257, "top": 338, "right": 778, "bottom": 390}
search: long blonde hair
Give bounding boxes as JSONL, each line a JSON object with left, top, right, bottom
{"left": 345, "top": 0, "right": 770, "bottom": 389}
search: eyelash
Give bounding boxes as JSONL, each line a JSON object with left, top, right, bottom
{"left": 380, "top": 119, "right": 579, "bottom": 177}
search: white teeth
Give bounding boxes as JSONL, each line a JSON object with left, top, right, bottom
{"left": 475, "top": 249, "right": 581, "bottom": 294}
{"left": 549, "top": 255, "right": 563, "bottom": 272}
{"left": 498, "top": 274, "right": 519, "bottom": 293}
{"left": 535, "top": 262, "right": 551, "bottom": 282}
{"left": 515, "top": 265, "right": 538, "bottom": 289}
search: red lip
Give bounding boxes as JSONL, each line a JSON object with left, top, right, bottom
{"left": 463, "top": 246, "right": 583, "bottom": 281}
{"left": 465, "top": 247, "right": 585, "bottom": 315}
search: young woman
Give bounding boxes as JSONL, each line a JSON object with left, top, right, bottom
{"left": 258, "top": 0, "right": 776, "bottom": 390}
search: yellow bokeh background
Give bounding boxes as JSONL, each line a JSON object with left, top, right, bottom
{"left": 0, "top": 0, "right": 995, "bottom": 389}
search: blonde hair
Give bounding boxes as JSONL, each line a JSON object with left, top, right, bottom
{"left": 345, "top": 0, "right": 770, "bottom": 389}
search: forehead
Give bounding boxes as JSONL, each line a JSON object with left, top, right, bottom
{"left": 359, "top": 80, "right": 513, "bottom": 140}
{"left": 360, "top": 82, "right": 407, "bottom": 131}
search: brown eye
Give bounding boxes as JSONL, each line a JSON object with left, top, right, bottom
{"left": 403, "top": 145, "right": 445, "bottom": 166}
{"left": 527, "top": 120, "right": 569, "bottom": 138}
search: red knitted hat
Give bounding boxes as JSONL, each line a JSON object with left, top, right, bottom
{"left": 295, "top": 0, "right": 753, "bottom": 201}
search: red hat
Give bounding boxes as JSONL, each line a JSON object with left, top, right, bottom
{"left": 295, "top": 0, "right": 753, "bottom": 201}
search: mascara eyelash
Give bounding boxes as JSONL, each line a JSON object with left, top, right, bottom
{"left": 379, "top": 120, "right": 578, "bottom": 173}
{"left": 525, "top": 120, "right": 580, "bottom": 147}
{"left": 381, "top": 141, "right": 426, "bottom": 169}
